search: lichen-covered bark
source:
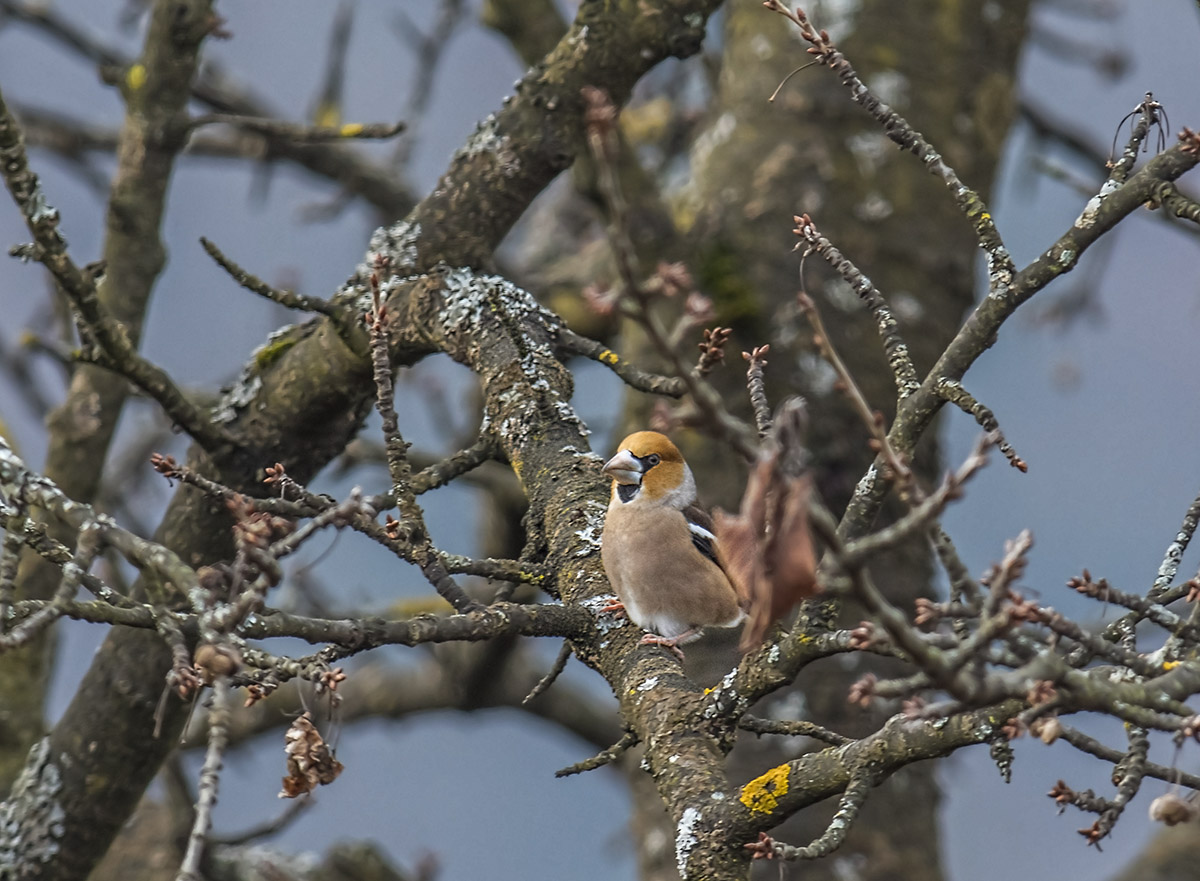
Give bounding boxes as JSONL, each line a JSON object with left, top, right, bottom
{"left": 0, "top": 4, "right": 722, "bottom": 879}
{"left": 0, "top": 0, "right": 215, "bottom": 794}
{"left": 630, "top": 3, "right": 1034, "bottom": 879}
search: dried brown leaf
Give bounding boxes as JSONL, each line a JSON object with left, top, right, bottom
{"left": 279, "top": 712, "right": 344, "bottom": 798}
{"left": 715, "top": 446, "right": 819, "bottom": 652}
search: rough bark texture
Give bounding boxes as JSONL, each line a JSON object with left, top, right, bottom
{"left": 0, "top": 4, "right": 723, "bottom": 879}
{"left": 0, "top": 0, "right": 216, "bottom": 794}
{"left": 622, "top": 3, "right": 1031, "bottom": 879}
{"left": 9, "top": 3, "right": 1198, "bottom": 881}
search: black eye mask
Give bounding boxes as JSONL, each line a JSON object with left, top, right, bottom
{"left": 613, "top": 451, "right": 662, "bottom": 504}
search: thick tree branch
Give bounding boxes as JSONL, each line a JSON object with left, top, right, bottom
{"left": 0, "top": 5, "right": 724, "bottom": 878}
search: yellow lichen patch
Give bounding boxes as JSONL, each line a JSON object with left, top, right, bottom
{"left": 598, "top": 349, "right": 619, "bottom": 366}
{"left": 1163, "top": 660, "right": 1181, "bottom": 671}
{"left": 339, "top": 123, "right": 365, "bottom": 137}
{"left": 739, "top": 764, "right": 789, "bottom": 814}
{"left": 125, "top": 64, "right": 147, "bottom": 91}
{"left": 254, "top": 335, "right": 299, "bottom": 370}
{"left": 518, "top": 571, "right": 546, "bottom": 584}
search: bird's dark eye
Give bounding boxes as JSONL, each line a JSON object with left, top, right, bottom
{"left": 644, "top": 453, "right": 661, "bottom": 467}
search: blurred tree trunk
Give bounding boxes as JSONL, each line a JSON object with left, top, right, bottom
{"left": 622, "top": 3, "right": 1031, "bottom": 879}
{"left": 1105, "top": 821, "right": 1200, "bottom": 881}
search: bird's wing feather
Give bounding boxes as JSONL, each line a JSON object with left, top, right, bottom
{"left": 683, "top": 503, "right": 721, "bottom": 567}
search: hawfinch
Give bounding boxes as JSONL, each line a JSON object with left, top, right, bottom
{"left": 600, "top": 431, "right": 745, "bottom": 656}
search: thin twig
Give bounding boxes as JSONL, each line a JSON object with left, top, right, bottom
{"left": 211, "top": 798, "right": 312, "bottom": 846}
{"left": 191, "top": 114, "right": 404, "bottom": 143}
{"left": 556, "top": 328, "right": 686, "bottom": 397}
{"left": 523, "top": 640, "right": 573, "bottom": 704}
{"left": 1058, "top": 724, "right": 1200, "bottom": 790}
{"left": 738, "top": 716, "right": 852, "bottom": 746}
{"left": 582, "top": 87, "right": 759, "bottom": 459}
{"left": 200, "top": 237, "right": 355, "bottom": 337}
{"left": 792, "top": 213, "right": 920, "bottom": 398}
{"left": 767, "top": 4, "right": 1014, "bottom": 289}
{"left": 177, "top": 679, "right": 232, "bottom": 881}
{"left": 555, "top": 730, "right": 638, "bottom": 777}
{"left": 747, "top": 772, "right": 875, "bottom": 861}
{"left": 744, "top": 346, "right": 772, "bottom": 438}
{"left": 935, "top": 379, "right": 1027, "bottom": 471}
{"left": 796, "top": 291, "right": 912, "bottom": 488}
{"left": 0, "top": 89, "right": 235, "bottom": 452}
{"left": 0, "top": 523, "right": 100, "bottom": 651}
{"left": 368, "top": 267, "right": 478, "bottom": 611}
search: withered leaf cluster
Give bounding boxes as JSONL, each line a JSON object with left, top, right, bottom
{"left": 280, "top": 712, "right": 344, "bottom": 799}
{"left": 714, "top": 400, "right": 819, "bottom": 650}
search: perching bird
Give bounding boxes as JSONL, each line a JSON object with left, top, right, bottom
{"left": 600, "top": 431, "right": 745, "bottom": 657}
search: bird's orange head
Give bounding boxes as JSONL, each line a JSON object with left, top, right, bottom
{"left": 602, "top": 431, "right": 695, "bottom": 507}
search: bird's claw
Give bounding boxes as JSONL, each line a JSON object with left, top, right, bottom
{"left": 745, "top": 832, "right": 778, "bottom": 860}
{"left": 599, "top": 599, "right": 628, "bottom": 618}
{"left": 639, "top": 633, "right": 686, "bottom": 662}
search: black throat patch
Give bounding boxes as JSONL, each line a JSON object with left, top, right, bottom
{"left": 617, "top": 483, "right": 640, "bottom": 503}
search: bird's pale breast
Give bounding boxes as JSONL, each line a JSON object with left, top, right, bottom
{"left": 601, "top": 502, "right": 742, "bottom": 640}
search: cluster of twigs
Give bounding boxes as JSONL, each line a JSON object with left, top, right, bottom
{"left": 732, "top": 4, "right": 1200, "bottom": 864}
{"left": 570, "top": 3, "right": 1200, "bottom": 866}
{"left": 2, "top": 2, "right": 1200, "bottom": 879}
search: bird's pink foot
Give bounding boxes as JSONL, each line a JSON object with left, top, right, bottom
{"left": 600, "top": 600, "right": 627, "bottom": 618}
{"left": 639, "top": 632, "right": 693, "bottom": 662}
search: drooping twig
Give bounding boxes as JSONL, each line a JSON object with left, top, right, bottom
{"left": 1080, "top": 725, "right": 1148, "bottom": 847}
{"left": 211, "top": 797, "right": 312, "bottom": 847}
{"left": 795, "top": 291, "right": 911, "bottom": 489}
{"left": 935, "top": 379, "right": 1027, "bottom": 471}
{"left": 1107, "top": 93, "right": 1166, "bottom": 186}
{"left": 746, "top": 772, "right": 875, "bottom": 861}
{"left": 523, "top": 640, "right": 573, "bottom": 704}
{"left": 767, "top": 4, "right": 1014, "bottom": 291}
{"left": 555, "top": 327, "right": 686, "bottom": 397}
{"left": 200, "top": 237, "right": 355, "bottom": 337}
{"left": 555, "top": 730, "right": 638, "bottom": 777}
{"left": 364, "top": 264, "right": 478, "bottom": 612}
{"left": 792, "top": 213, "right": 920, "bottom": 398}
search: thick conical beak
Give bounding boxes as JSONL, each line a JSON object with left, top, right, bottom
{"left": 602, "top": 449, "right": 643, "bottom": 486}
